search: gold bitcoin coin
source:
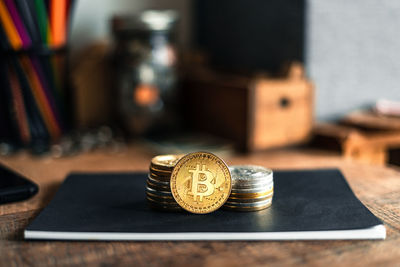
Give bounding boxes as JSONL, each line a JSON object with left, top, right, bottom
{"left": 150, "top": 154, "right": 184, "bottom": 171}
{"left": 170, "top": 152, "right": 232, "bottom": 214}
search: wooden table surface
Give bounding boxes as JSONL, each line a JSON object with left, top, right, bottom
{"left": 1, "top": 146, "right": 400, "bottom": 267}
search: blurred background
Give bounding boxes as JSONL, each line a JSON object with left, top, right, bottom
{"left": 1, "top": 0, "right": 400, "bottom": 166}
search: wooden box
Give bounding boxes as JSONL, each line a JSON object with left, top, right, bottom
{"left": 311, "top": 112, "right": 400, "bottom": 165}
{"left": 181, "top": 64, "right": 314, "bottom": 151}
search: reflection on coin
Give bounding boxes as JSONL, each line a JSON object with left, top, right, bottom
{"left": 224, "top": 165, "right": 274, "bottom": 212}
{"left": 151, "top": 154, "right": 184, "bottom": 171}
{"left": 147, "top": 175, "right": 170, "bottom": 186}
{"left": 170, "top": 152, "right": 232, "bottom": 214}
{"left": 229, "top": 189, "right": 273, "bottom": 197}
{"left": 232, "top": 183, "right": 272, "bottom": 190}
{"left": 225, "top": 197, "right": 272, "bottom": 206}
{"left": 149, "top": 170, "right": 173, "bottom": 180}
{"left": 227, "top": 194, "right": 273, "bottom": 204}
{"left": 231, "top": 184, "right": 273, "bottom": 194}
{"left": 146, "top": 186, "right": 173, "bottom": 197}
{"left": 147, "top": 180, "right": 171, "bottom": 191}
{"left": 223, "top": 202, "right": 272, "bottom": 212}
{"left": 231, "top": 179, "right": 273, "bottom": 188}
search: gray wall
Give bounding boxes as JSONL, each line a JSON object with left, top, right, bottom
{"left": 307, "top": 0, "right": 400, "bottom": 120}
{"left": 70, "top": 0, "right": 400, "bottom": 120}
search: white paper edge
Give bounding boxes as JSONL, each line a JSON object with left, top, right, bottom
{"left": 24, "top": 224, "right": 386, "bottom": 241}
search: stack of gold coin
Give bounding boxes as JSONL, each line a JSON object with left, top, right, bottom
{"left": 146, "top": 154, "right": 183, "bottom": 211}
{"left": 223, "top": 165, "right": 273, "bottom": 211}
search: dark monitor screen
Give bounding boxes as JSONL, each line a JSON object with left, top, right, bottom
{"left": 194, "top": 0, "right": 306, "bottom": 73}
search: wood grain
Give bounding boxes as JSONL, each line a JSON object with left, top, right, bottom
{"left": 0, "top": 146, "right": 400, "bottom": 267}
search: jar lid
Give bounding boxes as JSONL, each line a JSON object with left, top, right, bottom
{"left": 112, "top": 10, "right": 178, "bottom": 33}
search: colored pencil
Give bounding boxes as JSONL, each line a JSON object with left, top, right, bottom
{"left": 8, "top": 67, "right": 31, "bottom": 144}
{"left": 0, "top": 0, "right": 73, "bottom": 148}
{"left": 0, "top": 0, "right": 22, "bottom": 49}
{"left": 31, "top": 55, "right": 64, "bottom": 131}
{"left": 15, "top": 0, "right": 40, "bottom": 44}
{"left": 25, "top": 0, "right": 42, "bottom": 43}
{"left": 34, "top": 0, "right": 50, "bottom": 44}
{"left": 4, "top": 0, "right": 31, "bottom": 48}
{"left": 11, "top": 56, "right": 50, "bottom": 148}
{"left": 19, "top": 55, "right": 61, "bottom": 139}
{"left": 33, "top": 0, "right": 64, "bottom": 124}
{"left": 50, "top": 0, "right": 66, "bottom": 47}
{"left": 4, "top": 0, "right": 62, "bottom": 139}
{"left": 0, "top": 15, "right": 11, "bottom": 49}
{"left": 0, "top": 16, "right": 23, "bottom": 144}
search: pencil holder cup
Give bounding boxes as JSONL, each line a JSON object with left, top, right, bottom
{"left": 0, "top": 46, "right": 70, "bottom": 154}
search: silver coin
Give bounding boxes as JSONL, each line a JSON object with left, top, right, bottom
{"left": 228, "top": 192, "right": 273, "bottom": 201}
{"left": 231, "top": 183, "right": 273, "bottom": 194}
{"left": 229, "top": 165, "right": 273, "bottom": 187}
{"left": 224, "top": 197, "right": 272, "bottom": 208}
{"left": 222, "top": 203, "right": 271, "bottom": 212}
{"left": 232, "top": 181, "right": 273, "bottom": 190}
{"left": 232, "top": 175, "right": 273, "bottom": 186}
{"left": 232, "top": 179, "right": 273, "bottom": 190}
{"left": 229, "top": 189, "right": 274, "bottom": 198}
{"left": 229, "top": 165, "right": 273, "bottom": 180}
{"left": 227, "top": 194, "right": 273, "bottom": 204}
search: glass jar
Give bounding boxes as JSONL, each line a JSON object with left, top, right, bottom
{"left": 112, "top": 10, "right": 179, "bottom": 136}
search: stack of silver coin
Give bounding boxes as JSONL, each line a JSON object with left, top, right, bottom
{"left": 223, "top": 165, "right": 274, "bottom": 211}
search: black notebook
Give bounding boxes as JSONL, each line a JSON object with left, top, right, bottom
{"left": 24, "top": 169, "right": 385, "bottom": 241}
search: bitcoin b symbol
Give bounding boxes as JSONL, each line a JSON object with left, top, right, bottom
{"left": 170, "top": 152, "right": 232, "bottom": 214}
{"left": 188, "top": 164, "right": 215, "bottom": 202}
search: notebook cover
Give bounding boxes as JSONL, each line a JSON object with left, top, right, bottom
{"left": 24, "top": 169, "right": 384, "bottom": 240}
